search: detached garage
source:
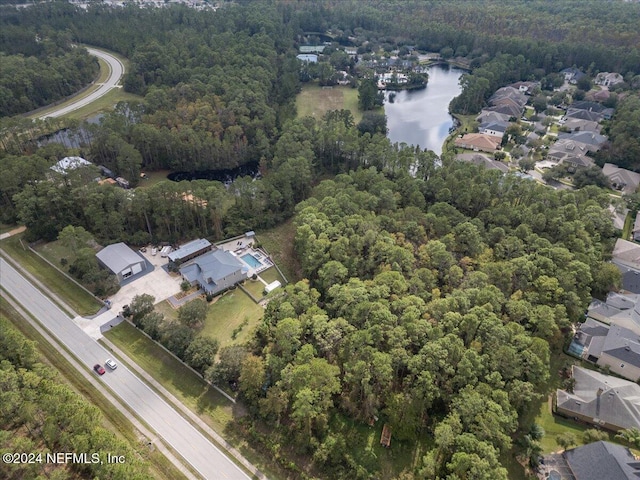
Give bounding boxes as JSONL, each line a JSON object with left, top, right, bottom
{"left": 96, "top": 243, "right": 147, "bottom": 283}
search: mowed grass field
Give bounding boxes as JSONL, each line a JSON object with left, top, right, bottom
{"left": 296, "top": 83, "right": 363, "bottom": 123}
{"left": 200, "top": 289, "right": 264, "bottom": 349}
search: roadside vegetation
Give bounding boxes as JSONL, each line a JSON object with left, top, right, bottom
{"left": 2, "top": 1, "right": 640, "bottom": 479}
{"left": 0, "top": 235, "right": 102, "bottom": 315}
{"left": 0, "top": 301, "right": 158, "bottom": 480}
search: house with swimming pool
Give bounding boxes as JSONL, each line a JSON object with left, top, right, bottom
{"left": 179, "top": 248, "right": 248, "bottom": 295}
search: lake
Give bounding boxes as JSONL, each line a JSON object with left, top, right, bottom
{"left": 384, "top": 64, "right": 464, "bottom": 155}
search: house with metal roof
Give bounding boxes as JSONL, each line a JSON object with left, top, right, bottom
{"left": 179, "top": 249, "right": 247, "bottom": 295}
{"left": 541, "top": 441, "right": 640, "bottom": 480}
{"left": 96, "top": 242, "right": 147, "bottom": 283}
{"left": 556, "top": 366, "right": 640, "bottom": 431}
{"left": 168, "top": 238, "right": 212, "bottom": 264}
{"left": 50, "top": 156, "right": 92, "bottom": 174}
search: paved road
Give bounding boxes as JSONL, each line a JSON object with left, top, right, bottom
{"left": 0, "top": 257, "right": 251, "bottom": 480}
{"left": 39, "top": 48, "right": 125, "bottom": 119}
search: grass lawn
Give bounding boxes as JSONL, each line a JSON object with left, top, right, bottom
{"left": 453, "top": 113, "right": 478, "bottom": 134}
{"left": 200, "top": 289, "right": 264, "bottom": 349}
{"left": 258, "top": 220, "right": 303, "bottom": 283}
{"left": 0, "top": 223, "right": 17, "bottom": 234}
{"left": 296, "top": 83, "right": 364, "bottom": 123}
{"left": 34, "top": 239, "right": 79, "bottom": 272}
{"left": 136, "top": 170, "right": 173, "bottom": 189}
{"left": 242, "top": 278, "right": 266, "bottom": 298}
{"left": 1, "top": 300, "right": 186, "bottom": 480}
{"left": 65, "top": 89, "right": 143, "bottom": 121}
{"left": 259, "top": 266, "right": 286, "bottom": 286}
{"left": 0, "top": 234, "right": 102, "bottom": 316}
{"left": 622, "top": 210, "right": 634, "bottom": 240}
{"left": 103, "top": 320, "right": 286, "bottom": 480}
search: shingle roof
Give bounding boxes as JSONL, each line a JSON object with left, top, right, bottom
{"left": 96, "top": 243, "right": 145, "bottom": 274}
{"left": 564, "top": 441, "right": 640, "bottom": 480}
{"left": 557, "top": 367, "right": 640, "bottom": 431}
{"left": 603, "top": 164, "right": 640, "bottom": 194}
{"left": 613, "top": 239, "right": 640, "bottom": 270}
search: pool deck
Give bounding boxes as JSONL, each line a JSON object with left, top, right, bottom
{"left": 216, "top": 236, "right": 273, "bottom": 277}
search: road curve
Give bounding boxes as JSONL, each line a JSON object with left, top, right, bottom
{"left": 0, "top": 257, "right": 251, "bottom": 480}
{"left": 39, "top": 47, "right": 125, "bottom": 119}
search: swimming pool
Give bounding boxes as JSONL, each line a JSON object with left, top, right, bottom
{"left": 241, "top": 253, "right": 263, "bottom": 268}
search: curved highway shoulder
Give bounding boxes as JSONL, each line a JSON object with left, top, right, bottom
{"left": 39, "top": 47, "right": 125, "bottom": 120}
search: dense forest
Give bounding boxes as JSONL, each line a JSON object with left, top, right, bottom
{"left": 0, "top": 26, "right": 98, "bottom": 117}
{"left": 0, "top": 314, "right": 152, "bottom": 480}
{"left": 1, "top": 1, "right": 639, "bottom": 478}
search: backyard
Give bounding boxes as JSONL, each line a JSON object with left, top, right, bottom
{"left": 200, "top": 289, "right": 264, "bottom": 349}
{"left": 296, "top": 83, "right": 362, "bottom": 123}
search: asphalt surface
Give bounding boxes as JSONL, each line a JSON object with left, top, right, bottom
{"left": 0, "top": 257, "right": 251, "bottom": 480}
{"left": 39, "top": 47, "right": 125, "bottom": 119}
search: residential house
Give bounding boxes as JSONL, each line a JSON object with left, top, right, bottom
{"left": 489, "top": 86, "right": 528, "bottom": 108}
{"left": 476, "top": 110, "right": 511, "bottom": 125}
{"left": 479, "top": 121, "right": 508, "bottom": 138}
{"left": 96, "top": 242, "right": 147, "bottom": 283}
{"left": 454, "top": 133, "right": 502, "bottom": 153}
{"left": 509, "top": 81, "right": 539, "bottom": 95}
{"left": 296, "top": 54, "right": 318, "bottom": 63}
{"left": 484, "top": 103, "right": 522, "bottom": 119}
{"left": 50, "top": 156, "right": 92, "bottom": 174}
{"left": 603, "top": 163, "right": 640, "bottom": 195}
{"left": 547, "top": 139, "right": 594, "bottom": 169}
{"left": 299, "top": 45, "right": 326, "bottom": 54}
{"left": 609, "top": 204, "right": 629, "bottom": 231}
{"left": 595, "top": 72, "right": 625, "bottom": 87}
{"left": 611, "top": 239, "right": 640, "bottom": 295}
{"left": 168, "top": 238, "right": 212, "bottom": 265}
{"left": 179, "top": 249, "right": 247, "bottom": 295}
{"left": 556, "top": 366, "right": 640, "bottom": 431}
{"left": 585, "top": 294, "right": 640, "bottom": 330}
{"left": 571, "top": 101, "right": 606, "bottom": 113}
{"left": 572, "top": 318, "right": 640, "bottom": 380}
{"left": 565, "top": 108, "right": 604, "bottom": 123}
{"left": 557, "top": 131, "right": 608, "bottom": 150}
{"left": 562, "top": 118, "right": 601, "bottom": 133}
{"left": 541, "top": 441, "right": 640, "bottom": 480}
{"left": 455, "top": 153, "right": 509, "bottom": 173}
{"left": 561, "top": 67, "right": 587, "bottom": 84}
{"left": 588, "top": 89, "right": 611, "bottom": 103}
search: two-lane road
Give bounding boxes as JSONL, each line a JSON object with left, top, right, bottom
{"left": 0, "top": 257, "right": 250, "bottom": 480}
{"left": 39, "top": 47, "right": 125, "bottom": 119}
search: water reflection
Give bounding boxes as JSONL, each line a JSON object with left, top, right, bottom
{"left": 384, "top": 64, "right": 464, "bottom": 155}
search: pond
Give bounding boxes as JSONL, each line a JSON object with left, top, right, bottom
{"left": 384, "top": 64, "right": 464, "bottom": 155}
{"left": 167, "top": 161, "right": 259, "bottom": 184}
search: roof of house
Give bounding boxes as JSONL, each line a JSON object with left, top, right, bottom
{"left": 50, "top": 156, "right": 92, "bottom": 174}
{"left": 485, "top": 103, "right": 522, "bottom": 118}
{"left": 168, "top": 238, "right": 212, "bottom": 262}
{"left": 571, "top": 101, "right": 606, "bottom": 113}
{"left": 296, "top": 54, "right": 318, "bottom": 63}
{"left": 558, "top": 131, "right": 608, "bottom": 148}
{"left": 613, "top": 239, "right": 640, "bottom": 270}
{"left": 180, "top": 249, "right": 245, "bottom": 292}
{"left": 557, "top": 366, "right": 640, "bottom": 431}
{"left": 564, "top": 441, "right": 640, "bottom": 480}
{"left": 476, "top": 110, "right": 511, "bottom": 124}
{"left": 634, "top": 212, "right": 640, "bottom": 234}
{"left": 586, "top": 291, "right": 640, "bottom": 332}
{"left": 454, "top": 133, "right": 502, "bottom": 151}
{"left": 480, "top": 121, "right": 508, "bottom": 133}
{"left": 456, "top": 153, "right": 509, "bottom": 173}
{"left": 563, "top": 118, "right": 601, "bottom": 133}
{"left": 566, "top": 108, "right": 603, "bottom": 122}
{"left": 96, "top": 243, "right": 145, "bottom": 274}
{"left": 299, "top": 45, "right": 325, "bottom": 54}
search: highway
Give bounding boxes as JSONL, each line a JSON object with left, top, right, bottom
{"left": 0, "top": 257, "right": 251, "bottom": 480}
{"left": 39, "top": 47, "right": 125, "bottom": 119}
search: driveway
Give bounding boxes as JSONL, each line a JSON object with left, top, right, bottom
{"left": 80, "top": 249, "right": 182, "bottom": 338}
